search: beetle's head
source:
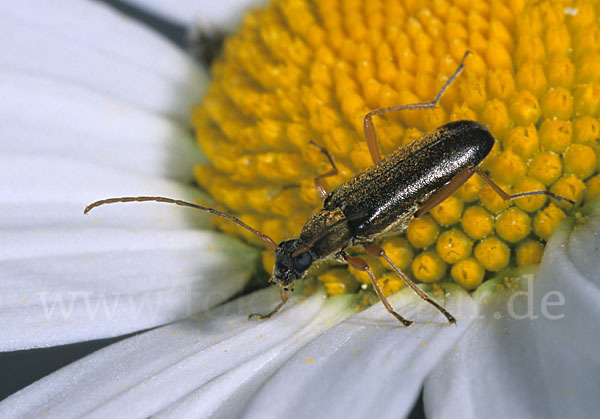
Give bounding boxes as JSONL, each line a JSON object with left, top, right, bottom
{"left": 270, "top": 239, "right": 314, "bottom": 289}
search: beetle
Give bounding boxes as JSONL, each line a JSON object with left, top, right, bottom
{"left": 85, "top": 51, "right": 574, "bottom": 326}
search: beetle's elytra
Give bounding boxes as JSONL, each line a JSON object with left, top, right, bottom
{"left": 324, "top": 120, "right": 494, "bottom": 240}
{"left": 85, "top": 51, "right": 573, "bottom": 327}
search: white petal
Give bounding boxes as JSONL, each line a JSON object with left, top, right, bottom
{"left": 0, "top": 0, "right": 253, "bottom": 354}
{"left": 0, "top": 287, "right": 351, "bottom": 417}
{"left": 529, "top": 205, "right": 600, "bottom": 418}
{"left": 0, "top": 152, "right": 211, "bottom": 229}
{"left": 0, "top": 0, "right": 206, "bottom": 121}
{"left": 0, "top": 229, "right": 257, "bottom": 351}
{"left": 239, "top": 285, "right": 476, "bottom": 419}
{"left": 119, "top": 0, "right": 267, "bottom": 28}
{"left": 0, "top": 67, "right": 208, "bottom": 229}
{"left": 424, "top": 272, "right": 545, "bottom": 419}
{"left": 424, "top": 208, "right": 600, "bottom": 419}
{"left": 0, "top": 72, "right": 205, "bottom": 182}
{"left": 155, "top": 290, "right": 355, "bottom": 418}
{"left": 0, "top": 283, "right": 475, "bottom": 417}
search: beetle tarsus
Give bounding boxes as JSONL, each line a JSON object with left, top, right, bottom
{"left": 393, "top": 314, "right": 414, "bottom": 327}
{"left": 343, "top": 252, "right": 414, "bottom": 327}
{"left": 248, "top": 287, "right": 288, "bottom": 321}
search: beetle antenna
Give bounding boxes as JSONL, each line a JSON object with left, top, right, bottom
{"left": 84, "top": 196, "right": 277, "bottom": 251}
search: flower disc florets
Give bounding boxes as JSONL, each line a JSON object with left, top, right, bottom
{"left": 193, "top": 0, "right": 600, "bottom": 295}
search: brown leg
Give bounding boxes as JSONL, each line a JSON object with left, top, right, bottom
{"left": 309, "top": 141, "right": 339, "bottom": 199}
{"left": 248, "top": 286, "right": 289, "bottom": 320}
{"left": 363, "top": 50, "right": 471, "bottom": 164}
{"left": 415, "top": 168, "right": 475, "bottom": 218}
{"left": 364, "top": 243, "right": 457, "bottom": 325}
{"left": 343, "top": 253, "right": 413, "bottom": 327}
{"left": 473, "top": 168, "right": 575, "bottom": 206}
{"left": 414, "top": 166, "right": 576, "bottom": 220}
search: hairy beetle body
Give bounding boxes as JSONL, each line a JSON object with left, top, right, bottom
{"left": 296, "top": 120, "right": 494, "bottom": 267}
{"left": 85, "top": 51, "right": 572, "bottom": 325}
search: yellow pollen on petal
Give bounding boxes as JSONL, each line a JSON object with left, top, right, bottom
{"left": 193, "top": 0, "right": 592, "bottom": 297}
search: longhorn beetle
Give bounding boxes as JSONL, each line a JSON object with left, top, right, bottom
{"left": 85, "top": 51, "right": 574, "bottom": 326}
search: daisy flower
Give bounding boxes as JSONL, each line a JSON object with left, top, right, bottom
{"left": 0, "top": 0, "right": 266, "bottom": 351}
{"left": 1, "top": 0, "right": 600, "bottom": 418}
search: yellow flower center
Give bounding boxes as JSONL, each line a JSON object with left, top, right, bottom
{"left": 192, "top": 0, "right": 600, "bottom": 296}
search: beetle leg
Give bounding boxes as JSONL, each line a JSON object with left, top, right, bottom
{"left": 473, "top": 168, "right": 576, "bottom": 206}
{"left": 343, "top": 252, "right": 413, "bottom": 327}
{"left": 248, "top": 286, "right": 289, "bottom": 320}
{"left": 363, "top": 50, "right": 471, "bottom": 164}
{"left": 364, "top": 243, "right": 457, "bottom": 325}
{"left": 414, "top": 168, "right": 475, "bottom": 218}
{"left": 309, "top": 141, "right": 339, "bottom": 199}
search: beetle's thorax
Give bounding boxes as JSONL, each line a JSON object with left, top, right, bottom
{"left": 272, "top": 207, "right": 353, "bottom": 285}
{"left": 299, "top": 207, "right": 353, "bottom": 258}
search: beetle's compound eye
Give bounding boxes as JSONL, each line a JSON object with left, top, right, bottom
{"left": 273, "top": 239, "right": 312, "bottom": 284}
{"left": 293, "top": 251, "right": 312, "bottom": 270}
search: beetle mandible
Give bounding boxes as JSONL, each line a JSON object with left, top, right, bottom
{"left": 85, "top": 51, "right": 574, "bottom": 326}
